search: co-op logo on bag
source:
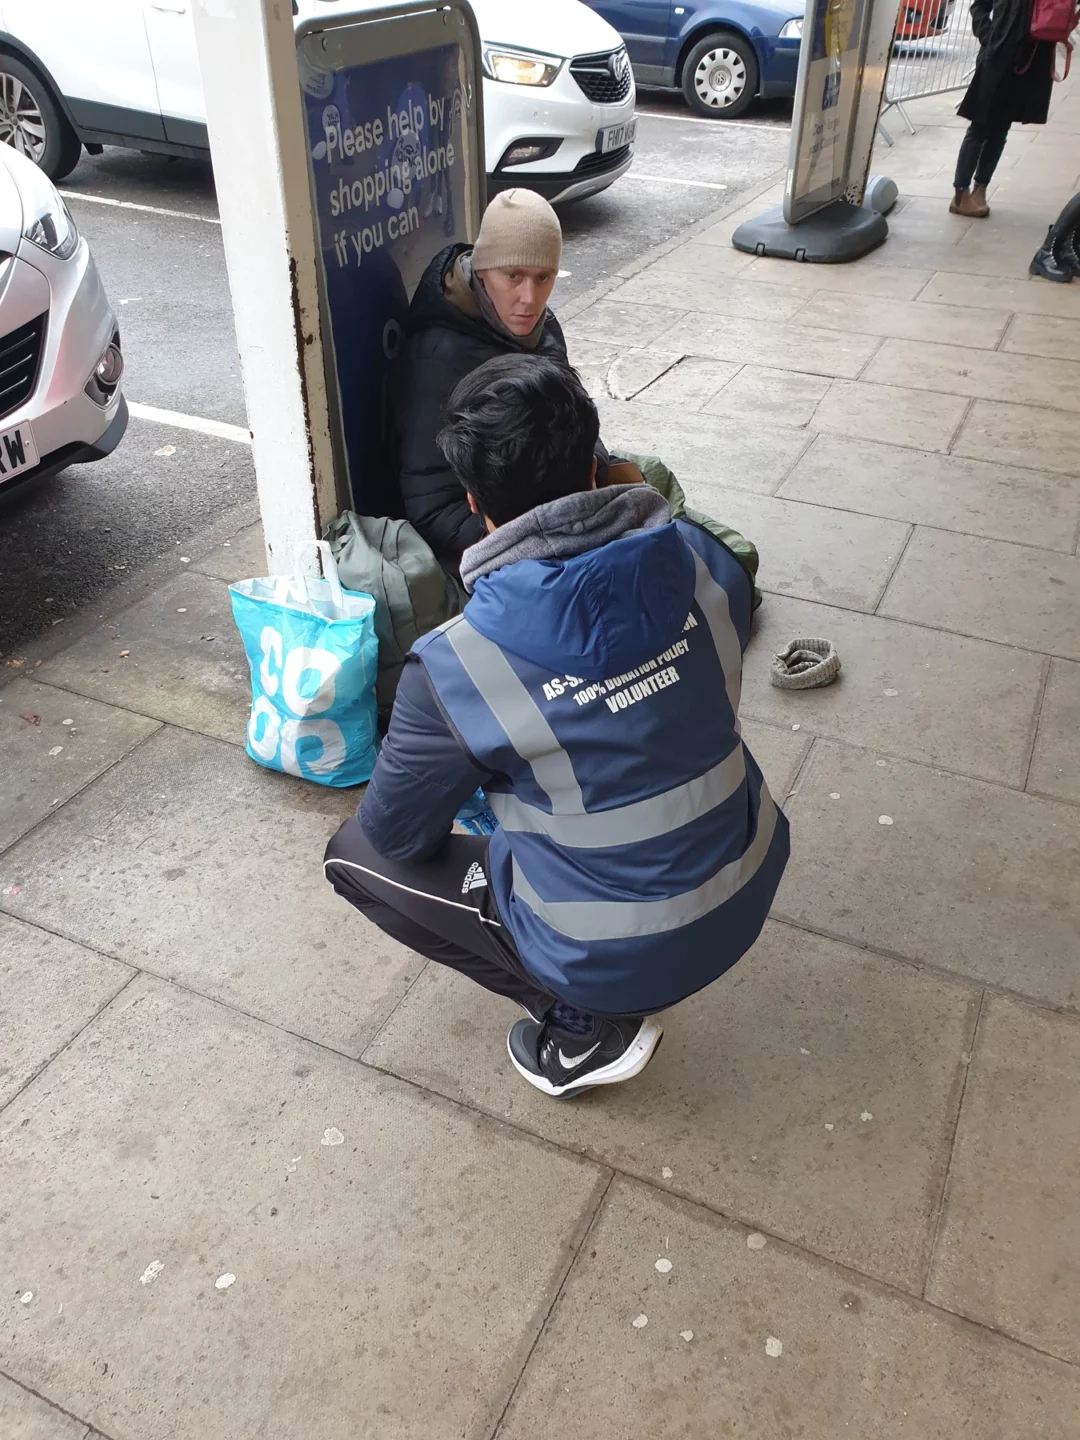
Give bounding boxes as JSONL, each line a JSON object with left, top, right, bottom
{"left": 247, "top": 626, "right": 347, "bottom": 778}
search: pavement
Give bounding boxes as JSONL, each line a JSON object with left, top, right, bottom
{"left": 3, "top": 79, "right": 1080, "bottom": 1440}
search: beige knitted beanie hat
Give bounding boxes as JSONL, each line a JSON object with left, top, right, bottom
{"left": 471, "top": 188, "right": 562, "bottom": 271}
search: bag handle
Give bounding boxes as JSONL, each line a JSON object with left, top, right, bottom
{"left": 273, "top": 539, "right": 347, "bottom": 615}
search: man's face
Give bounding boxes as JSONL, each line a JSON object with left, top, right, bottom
{"left": 477, "top": 265, "right": 556, "bottom": 336}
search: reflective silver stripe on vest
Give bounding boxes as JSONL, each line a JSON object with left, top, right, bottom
{"left": 511, "top": 786, "right": 778, "bottom": 941}
{"left": 488, "top": 742, "right": 747, "bottom": 849}
{"left": 691, "top": 550, "right": 741, "bottom": 732}
{"left": 445, "top": 619, "right": 585, "bottom": 812}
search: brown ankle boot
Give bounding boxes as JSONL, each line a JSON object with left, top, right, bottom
{"left": 949, "top": 187, "right": 990, "bottom": 218}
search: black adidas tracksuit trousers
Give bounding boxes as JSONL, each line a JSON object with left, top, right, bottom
{"left": 324, "top": 817, "right": 557, "bottom": 1020}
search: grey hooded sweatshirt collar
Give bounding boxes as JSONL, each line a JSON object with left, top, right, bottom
{"left": 459, "top": 483, "right": 671, "bottom": 594}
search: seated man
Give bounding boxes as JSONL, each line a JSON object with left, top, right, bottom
{"left": 325, "top": 355, "right": 789, "bottom": 1098}
{"left": 390, "top": 188, "right": 637, "bottom": 575}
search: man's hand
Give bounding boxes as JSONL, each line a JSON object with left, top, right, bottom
{"left": 603, "top": 460, "right": 646, "bottom": 487}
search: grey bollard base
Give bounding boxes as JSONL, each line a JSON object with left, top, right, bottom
{"left": 732, "top": 199, "right": 888, "bottom": 263}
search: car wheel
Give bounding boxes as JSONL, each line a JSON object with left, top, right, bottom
{"left": 682, "top": 32, "right": 759, "bottom": 119}
{"left": 0, "top": 54, "right": 82, "bottom": 180}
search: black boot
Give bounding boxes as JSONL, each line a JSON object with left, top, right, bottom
{"left": 1060, "top": 223, "right": 1080, "bottom": 278}
{"left": 1030, "top": 226, "right": 1073, "bottom": 283}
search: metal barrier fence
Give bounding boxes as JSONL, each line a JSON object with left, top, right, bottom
{"left": 879, "top": 0, "right": 980, "bottom": 142}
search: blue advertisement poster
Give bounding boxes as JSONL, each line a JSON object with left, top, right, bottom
{"left": 299, "top": 41, "right": 471, "bottom": 514}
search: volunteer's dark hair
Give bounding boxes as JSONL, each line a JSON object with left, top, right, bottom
{"left": 437, "top": 353, "right": 600, "bottom": 527}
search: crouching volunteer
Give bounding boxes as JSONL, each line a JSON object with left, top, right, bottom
{"left": 324, "top": 355, "right": 789, "bottom": 1098}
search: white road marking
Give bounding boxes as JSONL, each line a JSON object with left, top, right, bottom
{"left": 59, "top": 190, "right": 221, "bottom": 224}
{"left": 625, "top": 173, "right": 729, "bottom": 191}
{"left": 636, "top": 108, "right": 792, "bottom": 132}
{"left": 128, "top": 402, "right": 251, "bottom": 444}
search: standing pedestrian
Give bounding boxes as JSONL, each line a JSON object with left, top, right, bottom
{"left": 950, "top": 0, "right": 1056, "bottom": 218}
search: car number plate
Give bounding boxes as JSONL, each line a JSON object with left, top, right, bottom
{"left": 598, "top": 118, "right": 637, "bottom": 153}
{"left": 0, "top": 420, "right": 38, "bottom": 481}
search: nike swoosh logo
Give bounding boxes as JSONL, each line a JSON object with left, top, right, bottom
{"left": 558, "top": 1041, "right": 601, "bottom": 1070}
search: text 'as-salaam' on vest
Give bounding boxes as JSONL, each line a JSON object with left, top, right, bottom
{"left": 542, "top": 615, "right": 699, "bottom": 713}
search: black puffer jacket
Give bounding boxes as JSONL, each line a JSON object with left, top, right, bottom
{"left": 390, "top": 243, "right": 573, "bottom": 568}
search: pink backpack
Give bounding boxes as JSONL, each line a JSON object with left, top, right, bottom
{"left": 1018, "top": 0, "right": 1079, "bottom": 79}
{"left": 1029, "top": 0, "right": 1079, "bottom": 42}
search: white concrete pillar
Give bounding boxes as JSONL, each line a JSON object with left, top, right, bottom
{"left": 191, "top": 0, "right": 341, "bottom": 575}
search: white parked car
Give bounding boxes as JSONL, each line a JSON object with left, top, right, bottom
{"left": 0, "top": 0, "right": 637, "bottom": 205}
{"left": 0, "top": 143, "right": 124, "bottom": 494}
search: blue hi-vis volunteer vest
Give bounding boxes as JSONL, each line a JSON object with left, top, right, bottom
{"left": 413, "top": 534, "right": 790, "bottom": 1014}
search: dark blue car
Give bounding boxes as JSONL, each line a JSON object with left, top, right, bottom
{"left": 584, "top": 0, "right": 803, "bottom": 118}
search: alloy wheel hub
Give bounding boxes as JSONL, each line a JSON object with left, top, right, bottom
{"left": 0, "top": 76, "right": 46, "bottom": 163}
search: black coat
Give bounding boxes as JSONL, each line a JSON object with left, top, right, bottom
{"left": 958, "top": 0, "right": 1054, "bottom": 127}
{"left": 390, "top": 244, "right": 571, "bottom": 568}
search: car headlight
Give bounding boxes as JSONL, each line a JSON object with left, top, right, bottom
{"left": 483, "top": 47, "right": 562, "bottom": 86}
{"left": 20, "top": 164, "right": 79, "bottom": 260}
{"left": 779, "top": 17, "right": 803, "bottom": 38}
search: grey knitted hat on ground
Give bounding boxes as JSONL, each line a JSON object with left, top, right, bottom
{"left": 472, "top": 189, "right": 562, "bottom": 272}
{"left": 769, "top": 637, "right": 841, "bottom": 689}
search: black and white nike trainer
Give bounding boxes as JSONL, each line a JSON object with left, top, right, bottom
{"left": 507, "top": 1015, "right": 663, "bottom": 1098}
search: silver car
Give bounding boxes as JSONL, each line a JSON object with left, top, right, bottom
{"left": 0, "top": 143, "right": 125, "bottom": 494}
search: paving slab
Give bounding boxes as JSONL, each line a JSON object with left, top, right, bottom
{"left": 35, "top": 572, "right": 250, "bottom": 743}
{"left": 776, "top": 741, "right": 1080, "bottom": 1009}
{"left": 631, "top": 355, "right": 741, "bottom": 410}
{"left": 810, "top": 378, "right": 970, "bottom": 453}
{"left": 0, "top": 726, "right": 416, "bottom": 1057}
{"left": 863, "top": 337, "right": 1080, "bottom": 414}
{"left": 0, "top": 1376, "right": 87, "bottom": 1440}
{"left": 741, "top": 594, "right": 1044, "bottom": 787}
{"left": 498, "top": 1178, "right": 1080, "bottom": 1440}
{"left": 980, "top": 174, "right": 1080, "bottom": 208}
{"left": 564, "top": 299, "right": 688, "bottom": 346}
{"left": 0, "top": 975, "right": 606, "bottom": 1440}
{"left": 648, "top": 241, "right": 759, "bottom": 278}
{"left": 1002, "top": 311, "right": 1080, "bottom": 362}
{"left": 953, "top": 398, "right": 1080, "bottom": 477}
{"left": 650, "top": 312, "right": 883, "bottom": 379}
{"left": 0, "top": 914, "right": 131, "bottom": 1111}
{"left": 794, "top": 291, "right": 1010, "bottom": 349}
{"left": 366, "top": 921, "right": 977, "bottom": 1291}
{"left": 881, "top": 528, "right": 1080, "bottom": 661}
{"left": 693, "top": 186, "right": 785, "bottom": 238}
{"left": 920, "top": 270, "right": 1080, "bottom": 317}
{"left": 702, "top": 365, "right": 833, "bottom": 428}
{"left": 673, "top": 484, "right": 909, "bottom": 612}
{"left": 603, "top": 348, "right": 681, "bottom": 401}
{"left": 953, "top": 230, "right": 1059, "bottom": 273}
{"left": 777, "top": 434, "right": 1080, "bottom": 551}
{"left": 1028, "top": 658, "right": 1080, "bottom": 803}
{"left": 927, "top": 996, "right": 1080, "bottom": 1364}
{"left": 596, "top": 397, "right": 810, "bottom": 494}
{"left": 564, "top": 335, "right": 622, "bottom": 400}
{"left": 740, "top": 717, "right": 810, "bottom": 799}
{"left": 863, "top": 236, "right": 1038, "bottom": 277}
{"left": 888, "top": 196, "right": 974, "bottom": 238}
{"left": 0, "top": 679, "right": 160, "bottom": 852}
{"left": 190, "top": 522, "right": 266, "bottom": 583}
{"left": 615, "top": 269, "right": 811, "bottom": 321}
{"left": 563, "top": 334, "right": 620, "bottom": 371}
{"left": 737, "top": 254, "right": 934, "bottom": 298}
